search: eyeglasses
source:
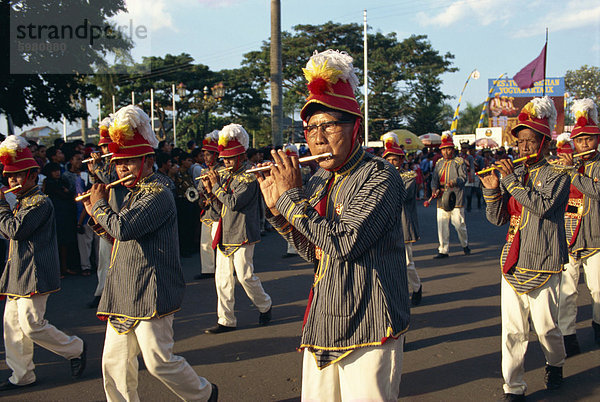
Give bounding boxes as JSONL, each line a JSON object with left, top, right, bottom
{"left": 304, "top": 120, "right": 353, "bottom": 138}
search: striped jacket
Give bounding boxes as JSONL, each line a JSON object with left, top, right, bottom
{"left": 90, "top": 173, "right": 185, "bottom": 319}
{"left": 565, "top": 153, "right": 600, "bottom": 257}
{"left": 198, "top": 164, "right": 225, "bottom": 225}
{"left": 400, "top": 170, "right": 419, "bottom": 242}
{"left": 211, "top": 162, "right": 261, "bottom": 247}
{"left": 268, "top": 147, "right": 410, "bottom": 362}
{"left": 432, "top": 156, "right": 467, "bottom": 208}
{"left": 483, "top": 159, "right": 570, "bottom": 275}
{"left": 0, "top": 186, "right": 60, "bottom": 297}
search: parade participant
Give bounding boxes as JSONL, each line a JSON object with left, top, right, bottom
{"left": 0, "top": 135, "right": 86, "bottom": 391}
{"left": 86, "top": 117, "right": 128, "bottom": 308}
{"left": 174, "top": 152, "right": 198, "bottom": 258}
{"left": 83, "top": 105, "right": 217, "bottom": 401}
{"left": 202, "top": 123, "right": 272, "bottom": 334}
{"left": 431, "top": 133, "right": 470, "bottom": 258}
{"left": 382, "top": 132, "right": 422, "bottom": 306}
{"left": 480, "top": 97, "right": 568, "bottom": 400}
{"left": 195, "top": 130, "right": 222, "bottom": 280}
{"left": 460, "top": 141, "right": 476, "bottom": 212}
{"left": 557, "top": 99, "right": 600, "bottom": 354}
{"left": 281, "top": 144, "right": 300, "bottom": 258}
{"left": 258, "top": 49, "right": 409, "bottom": 400}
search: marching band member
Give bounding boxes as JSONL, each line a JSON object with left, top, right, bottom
{"left": 557, "top": 99, "right": 600, "bottom": 354}
{"left": 282, "top": 144, "right": 300, "bottom": 258}
{"left": 83, "top": 105, "right": 217, "bottom": 401}
{"left": 0, "top": 135, "right": 86, "bottom": 391}
{"left": 480, "top": 97, "right": 568, "bottom": 400}
{"left": 258, "top": 49, "right": 409, "bottom": 400}
{"left": 431, "top": 133, "right": 470, "bottom": 259}
{"left": 86, "top": 116, "right": 128, "bottom": 308}
{"left": 195, "top": 130, "right": 222, "bottom": 280}
{"left": 202, "top": 124, "right": 272, "bottom": 334}
{"left": 382, "top": 132, "right": 422, "bottom": 305}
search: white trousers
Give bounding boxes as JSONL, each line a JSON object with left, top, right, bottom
{"left": 501, "top": 274, "right": 565, "bottom": 395}
{"left": 95, "top": 238, "right": 112, "bottom": 297}
{"left": 405, "top": 243, "right": 421, "bottom": 293}
{"left": 102, "top": 315, "right": 212, "bottom": 402}
{"left": 436, "top": 207, "right": 468, "bottom": 254}
{"left": 558, "top": 252, "right": 600, "bottom": 335}
{"left": 199, "top": 223, "right": 216, "bottom": 274}
{"left": 77, "top": 224, "right": 98, "bottom": 271}
{"left": 215, "top": 244, "right": 272, "bottom": 327}
{"left": 301, "top": 335, "right": 404, "bottom": 402}
{"left": 3, "top": 295, "right": 83, "bottom": 385}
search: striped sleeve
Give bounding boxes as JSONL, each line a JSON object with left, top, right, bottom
{"left": 501, "top": 171, "right": 569, "bottom": 218}
{"left": 212, "top": 178, "right": 257, "bottom": 212}
{"left": 0, "top": 198, "right": 52, "bottom": 241}
{"left": 91, "top": 188, "right": 175, "bottom": 241}
{"left": 456, "top": 159, "right": 467, "bottom": 188}
{"left": 275, "top": 167, "right": 404, "bottom": 262}
{"left": 569, "top": 164, "right": 600, "bottom": 200}
{"left": 483, "top": 187, "right": 510, "bottom": 226}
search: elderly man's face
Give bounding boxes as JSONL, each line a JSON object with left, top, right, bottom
{"left": 305, "top": 111, "right": 355, "bottom": 170}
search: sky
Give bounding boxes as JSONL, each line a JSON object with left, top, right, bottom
{"left": 4, "top": 0, "right": 600, "bottom": 136}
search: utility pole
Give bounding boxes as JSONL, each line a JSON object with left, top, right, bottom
{"left": 270, "top": 0, "right": 283, "bottom": 146}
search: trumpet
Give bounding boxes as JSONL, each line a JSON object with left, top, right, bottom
{"left": 74, "top": 174, "right": 134, "bottom": 202}
{"left": 195, "top": 167, "right": 233, "bottom": 181}
{"left": 3, "top": 184, "right": 22, "bottom": 194}
{"left": 245, "top": 152, "right": 333, "bottom": 173}
{"left": 477, "top": 154, "right": 538, "bottom": 176}
{"left": 82, "top": 152, "right": 113, "bottom": 164}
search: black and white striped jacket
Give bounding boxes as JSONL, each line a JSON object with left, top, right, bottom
{"left": 90, "top": 174, "right": 185, "bottom": 320}
{"left": 268, "top": 147, "right": 410, "bottom": 355}
{"left": 400, "top": 170, "right": 419, "bottom": 242}
{"left": 0, "top": 186, "right": 60, "bottom": 297}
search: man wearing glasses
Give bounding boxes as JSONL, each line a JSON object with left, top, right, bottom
{"left": 256, "top": 49, "right": 410, "bottom": 400}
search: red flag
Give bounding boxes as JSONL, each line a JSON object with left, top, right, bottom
{"left": 513, "top": 44, "right": 546, "bottom": 90}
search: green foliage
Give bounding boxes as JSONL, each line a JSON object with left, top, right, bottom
{"left": 565, "top": 65, "right": 600, "bottom": 105}
{"left": 457, "top": 102, "right": 487, "bottom": 134}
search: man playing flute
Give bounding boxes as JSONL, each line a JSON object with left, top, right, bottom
{"left": 257, "top": 49, "right": 410, "bottom": 400}
{"left": 83, "top": 105, "right": 217, "bottom": 401}
{"left": 480, "top": 97, "right": 568, "bottom": 400}
{"left": 557, "top": 99, "right": 600, "bottom": 355}
{"left": 0, "top": 135, "right": 86, "bottom": 391}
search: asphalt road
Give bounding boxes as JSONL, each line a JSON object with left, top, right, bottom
{"left": 0, "top": 202, "right": 598, "bottom": 401}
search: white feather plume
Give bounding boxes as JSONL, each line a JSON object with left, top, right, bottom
{"left": 556, "top": 133, "right": 572, "bottom": 146}
{"left": 530, "top": 96, "right": 557, "bottom": 132}
{"left": 204, "top": 129, "right": 220, "bottom": 142}
{"left": 0, "top": 135, "right": 29, "bottom": 152}
{"left": 306, "top": 49, "right": 360, "bottom": 92}
{"left": 381, "top": 132, "right": 400, "bottom": 146}
{"left": 219, "top": 123, "right": 249, "bottom": 151}
{"left": 99, "top": 116, "right": 112, "bottom": 129}
{"left": 112, "top": 105, "right": 158, "bottom": 148}
{"left": 571, "top": 98, "right": 598, "bottom": 125}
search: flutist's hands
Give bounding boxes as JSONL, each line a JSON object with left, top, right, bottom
{"left": 270, "top": 149, "right": 303, "bottom": 195}
{"left": 558, "top": 153, "right": 574, "bottom": 166}
{"left": 88, "top": 183, "right": 109, "bottom": 208}
{"left": 494, "top": 158, "right": 514, "bottom": 179}
{"left": 480, "top": 171, "right": 500, "bottom": 189}
{"left": 206, "top": 170, "right": 219, "bottom": 189}
{"left": 255, "top": 166, "right": 281, "bottom": 216}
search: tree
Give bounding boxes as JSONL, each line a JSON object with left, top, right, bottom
{"left": 565, "top": 65, "right": 600, "bottom": 105}
{"left": 0, "top": 0, "right": 132, "bottom": 127}
{"left": 457, "top": 102, "right": 487, "bottom": 134}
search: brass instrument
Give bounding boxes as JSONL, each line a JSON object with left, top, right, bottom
{"left": 3, "top": 185, "right": 22, "bottom": 194}
{"left": 245, "top": 152, "right": 333, "bottom": 173}
{"left": 477, "top": 153, "right": 538, "bottom": 176}
{"left": 74, "top": 174, "right": 134, "bottom": 201}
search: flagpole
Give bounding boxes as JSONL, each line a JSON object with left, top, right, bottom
{"left": 543, "top": 28, "right": 548, "bottom": 97}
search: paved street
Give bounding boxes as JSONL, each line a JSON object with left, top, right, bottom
{"left": 0, "top": 202, "right": 598, "bottom": 401}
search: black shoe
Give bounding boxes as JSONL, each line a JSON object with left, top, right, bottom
{"left": 433, "top": 253, "right": 449, "bottom": 259}
{"left": 0, "top": 380, "right": 37, "bottom": 391}
{"left": 501, "top": 393, "right": 526, "bottom": 401}
{"left": 463, "top": 246, "right": 471, "bottom": 255}
{"left": 87, "top": 296, "right": 101, "bottom": 309}
{"left": 71, "top": 341, "right": 86, "bottom": 379}
{"left": 208, "top": 383, "right": 218, "bottom": 402}
{"left": 411, "top": 285, "right": 422, "bottom": 306}
{"left": 194, "top": 273, "right": 215, "bottom": 280}
{"left": 259, "top": 307, "right": 272, "bottom": 326}
{"left": 593, "top": 321, "right": 600, "bottom": 346}
{"left": 563, "top": 334, "right": 581, "bottom": 358}
{"left": 544, "top": 365, "right": 562, "bottom": 390}
{"left": 205, "top": 324, "right": 236, "bottom": 334}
